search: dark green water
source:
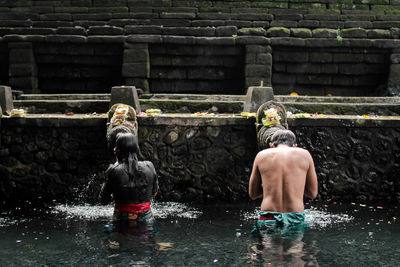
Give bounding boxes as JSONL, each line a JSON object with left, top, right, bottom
{"left": 0, "top": 201, "right": 399, "bottom": 266}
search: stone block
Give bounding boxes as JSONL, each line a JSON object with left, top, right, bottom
{"left": 151, "top": 18, "right": 191, "bottom": 27}
{"left": 195, "top": 36, "right": 235, "bottom": 45}
{"left": 236, "top": 36, "right": 269, "bottom": 45}
{"left": 9, "top": 63, "right": 37, "bottom": 77}
{"left": 257, "top": 53, "right": 272, "bottom": 65}
{"left": 245, "top": 64, "right": 270, "bottom": 77}
{"left": 271, "top": 73, "right": 296, "bottom": 84}
{"left": 187, "top": 68, "right": 224, "bottom": 80}
{"left": 125, "top": 25, "right": 162, "bottom": 34}
{"left": 235, "top": 13, "right": 273, "bottom": 21}
{"left": 366, "top": 53, "right": 389, "bottom": 63}
{"left": 191, "top": 20, "right": 226, "bottom": 27}
{"left": 252, "top": 21, "right": 270, "bottom": 28}
{"left": 9, "top": 77, "right": 38, "bottom": 90}
{"left": 126, "top": 34, "right": 162, "bottom": 43}
{"left": 110, "top": 86, "right": 141, "bottom": 113}
{"left": 226, "top": 20, "right": 253, "bottom": 28}
{"left": 163, "top": 35, "right": 195, "bottom": 45}
{"left": 245, "top": 77, "right": 271, "bottom": 88}
{"left": 73, "top": 13, "right": 113, "bottom": 20}
{"left": 9, "top": 48, "right": 35, "bottom": 64}
{"left": 310, "top": 52, "right": 332, "bottom": 63}
{"left": 341, "top": 27, "right": 367, "bottom": 38}
{"left": 216, "top": 26, "right": 237, "bottom": 37}
{"left": 124, "top": 48, "right": 149, "bottom": 63}
{"left": 333, "top": 53, "right": 364, "bottom": 63}
{"left": 122, "top": 62, "right": 150, "bottom": 78}
{"left": 297, "top": 74, "right": 332, "bottom": 85}
{"left": 0, "top": 85, "right": 13, "bottom": 115}
{"left": 273, "top": 63, "right": 286, "bottom": 72}
{"left": 243, "top": 86, "right": 274, "bottom": 112}
{"left": 291, "top": 28, "right": 312, "bottom": 38}
{"left": 387, "top": 64, "right": 400, "bottom": 95}
{"left": 338, "top": 63, "right": 369, "bottom": 75}
{"left": 312, "top": 28, "right": 338, "bottom": 38}
{"left": 39, "top": 13, "right": 72, "bottom": 21}
{"left": 344, "top": 21, "right": 373, "bottom": 29}
{"left": 320, "top": 64, "right": 339, "bottom": 74}
{"left": 88, "top": 26, "right": 124, "bottom": 35}
{"left": 298, "top": 20, "right": 320, "bottom": 28}
{"left": 237, "top": 27, "right": 266, "bottom": 36}
{"left": 270, "top": 20, "right": 298, "bottom": 28}
{"left": 270, "top": 37, "right": 306, "bottom": 47}
{"left": 266, "top": 27, "right": 290, "bottom": 37}
{"left": 124, "top": 78, "right": 149, "bottom": 93}
{"left": 273, "top": 51, "right": 309, "bottom": 63}
{"left": 332, "top": 75, "right": 353, "bottom": 86}
{"left": 246, "top": 45, "right": 271, "bottom": 54}
{"left": 160, "top": 12, "right": 196, "bottom": 19}
{"left": 367, "top": 29, "right": 391, "bottom": 38}
{"left": 162, "top": 27, "right": 215, "bottom": 36}
{"left": 287, "top": 63, "right": 320, "bottom": 74}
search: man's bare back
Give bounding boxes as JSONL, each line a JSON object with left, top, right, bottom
{"left": 249, "top": 131, "right": 318, "bottom": 213}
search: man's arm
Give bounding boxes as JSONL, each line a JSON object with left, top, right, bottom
{"left": 304, "top": 152, "right": 318, "bottom": 199}
{"left": 249, "top": 155, "right": 263, "bottom": 200}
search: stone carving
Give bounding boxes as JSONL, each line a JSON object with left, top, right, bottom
{"left": 255, "top": 100, "right": 288, "bottom": 149}
{"left": 106, "top": 103, "right": 138, "bottom": 150}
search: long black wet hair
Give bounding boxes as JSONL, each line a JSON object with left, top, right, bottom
{"left": 115, "top": 132, "right": 140, "bottom": 179}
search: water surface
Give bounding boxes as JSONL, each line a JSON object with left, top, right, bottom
{"left": 0, "top": 201, "right": 398, "bottom": 266}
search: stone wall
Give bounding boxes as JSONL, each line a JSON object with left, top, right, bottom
{"left": 1, "top": 1, "right": 400, "bottom": 95}
{"left": 291, "top": 118, "right": 400, "bottom": 202}
{"left": 272, "top": 47, "right": 390, "bottom": 95}
{"left": 0, "top": 115, "right": 399, "bottom": 207}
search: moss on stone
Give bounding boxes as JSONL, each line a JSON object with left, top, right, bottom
{"left": 237, "top": 27, "right": 267, "bottom": 36}
{"left": 341, "top": 27, "right": 367, "bottom": 38}
{"left": 266, "top": 27, "right": 290, "bottom": 37}
{"left": 312, "top": 28, "right": 338, "bottom": 38}
{"left": 367, "top": 29, "right": 391, "bottom": 38}
{"left": 291, "top": 28, "right": 312, "bottom": 38}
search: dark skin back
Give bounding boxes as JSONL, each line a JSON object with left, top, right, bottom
{"left": 99, "top": 160, "right": 158, "bottom": 205}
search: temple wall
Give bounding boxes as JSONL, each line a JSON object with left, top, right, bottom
{"left": 0, "top": 116, "right": 399, "bottom": 207}
{"left": 1, "top": 1, "right": 400, "bottom": 95}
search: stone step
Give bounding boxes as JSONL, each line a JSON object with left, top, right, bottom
{"left": 18, "top": 93, "right": 110, "bottom": 100}
{"left": 281, "top": 101, "right": 400, "bottom": 116}
{"left": 276, "top": 95, "right": 400, "bottom": 103}
{"left": 12, "top": 93, "right": 400, "bottom": 115}
{"left": 14, "top": 99, "right": 110, "bottom": 114}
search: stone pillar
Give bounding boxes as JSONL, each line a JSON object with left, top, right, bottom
{"left": 122, "top": 42, "right": 150, "bottom": 93}
{"left": 110, "top": 86, "right": 141, "bottom": 113}
{"left": 388, "top": 49, "right": 400, "bottom": 96}
{"left": 0, "top": 85, "right": 13, "bottom": 115}
{"left": 243, "top": 85, "right": 274, "bottom": 113}
{"left": 8, "top": 42, "right": 38, "bottom": 93}
{"left": 245, "top": 44, "right": 273, "bottom": 89}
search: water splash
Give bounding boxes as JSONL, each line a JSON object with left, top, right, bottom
{"left": 152, "top": 202, "right": 202, "bottom": 219}
{"left": 52, "top": 202, "right": 202, "bottom": 221}
{"left": 240, "top": 206, "right": 353, "bottom": 228}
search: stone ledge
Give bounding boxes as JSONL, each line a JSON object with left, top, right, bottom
{"left": 2, "top": 113, "right": 399, "bottom": 128}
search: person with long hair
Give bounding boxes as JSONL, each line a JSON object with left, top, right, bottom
{"left": 99, "top": 132, "right": 158, "bottom": 225}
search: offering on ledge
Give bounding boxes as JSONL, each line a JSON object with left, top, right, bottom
{"left": 262, "top": 108, "right": 281, "bottom": 126}
{"left": 10, "top": 109, "right": 26, "bottom": 118}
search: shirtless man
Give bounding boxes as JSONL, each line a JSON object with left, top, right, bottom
{"left": 249, "top": 129, "right": 318, "bottom": 232}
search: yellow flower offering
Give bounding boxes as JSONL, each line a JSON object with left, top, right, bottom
{"left": 10, "top": 109, "right": 26, "bottom": 117}
{"left": 146, "top": 109, "right": 162, "bottom": 116}
{"left": 262, "top": 108, "right": 281, "bottom": 126}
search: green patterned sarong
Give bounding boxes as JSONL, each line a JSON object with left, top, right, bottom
{"left": 252, "top": 211, "right": 308, "bottom": 238}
